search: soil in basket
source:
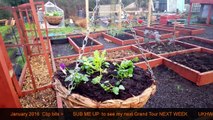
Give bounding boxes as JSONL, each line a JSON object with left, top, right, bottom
{"left": 181, "top": 38, "right": 213, "bottom": 49}
{"left": 144, "top": 65, "right": 213, "bottom": 108}
{"left": 71, "top": 36, "right": 98, "bottom": 47}
{"left": 169, "top": 52, "right": 213, "bottom": 72}
{"left": 142, "top": 42, "right": 190, "bottom": 54}
{"left": 113, "top": 34, "right": 134, "bottom": 40}
{"left": 55, "top": 62, "right": 153, "bottom": 102}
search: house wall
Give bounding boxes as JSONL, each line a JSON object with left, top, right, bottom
{"left": 98, "top": 4, "right": 120, "bottom": 17}
{"left": 167, "top": 0, "right": 177, "bottom": 12}
{"left": 167, "top": 0, "right": 184, "bottom": 12}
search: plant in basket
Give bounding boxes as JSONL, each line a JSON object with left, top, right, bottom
{"left": 54, "top": 50, "right": 156, "bottom": 108}
{"left": 45, "top": 11, "right": 63, "bottom": 25}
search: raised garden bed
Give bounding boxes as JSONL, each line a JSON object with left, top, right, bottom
{"left": 54, "top": 45, "right": 142, "bottom": 67}
{"left": 102, "top": 32, "right": 144, "bottom": 45}
{"left": 124, "top": 29, "right": 144, "bottom": 38}
{"left": 51, "top": 38, "right": 76, "bottom": 58}
{"left": 144, "top": 64, "right": 213, "bottom": 108}
{"left": 68, "top": 35, "right": 104, "bottom": 53}
{"left": 105, "top": 45, "right": 142, "bottom": 60}
{"left": 89, "top": 31, "right": 107, "bottom": 38}
{"left": 88, "top": 32, "right": 120, "bottom": 49}
{"left": 154, "top": 25, "right": 205, "bottom": 35}
{"left": 135, "top": 27, "right": 179, "bottom": 40}
{"left": 139, "top": 40, "right": 196, "bottom": 56}
{"left": 114, "top": 53, "right": 163, "bottom": 70}
{"left": 163, "top": 48, "right": 213, "bottom": 86}
{"left": 177, "top": 36, "right": 213, "bottom": 50}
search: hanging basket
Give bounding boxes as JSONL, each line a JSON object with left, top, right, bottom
{"left": 53, "top": 78, "right": 156, "bottom": 108}
{"left": 44, "top": 16, "right": 63, "bottom": 25}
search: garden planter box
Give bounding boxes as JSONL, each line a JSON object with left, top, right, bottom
{"left": 135, "top": 27, "right": 179, "bottom": 40}
{"left": 163, "top": 48, "right": 213, "bottom": 86}
{"left": 66, "top": 33, "right": 83, "bottom": 37}
{"left": 102, "top": 32, "right": 144, "bottom": 45}
{"left": 89, "top": 30, "right": 107, "bottom": 38}
{"left": 153, "top": 25, "right": 205, "bottom": 35}
{"left": 122, "top": 53, "right": 163, "bottom": 70}
{"left": 138, "top": 40, "right": 197, "bottom": 56}
{"left": 176, "top": 36, "right": 213, "bottom": 50}
{"left": 54, "top": 45, "right": 144, "bottom": 69}
{"left": 105, "top": 45, "right": 144, "bottom": 60}
{"left": 51, "top": 38, "right": 69, "bottom": 44}
{"left": 50, "top": 38, "right": 77, "bottom": 58}
{"left": 124, "top": 29, "right": 146, "bottom": 38}
{"left": 68, "top": 35, "right": 104, "bottom": 53}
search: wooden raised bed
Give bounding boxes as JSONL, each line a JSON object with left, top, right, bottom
{"left": 54, "top": 45, "right": 143, "bottom": 65}
{"left": 138, "top": 40, "right": 197, "bottom": 56}
{"left": 163, "top": 48, "right": 213, "bottom": 86}
{"left": 134, "top": 27, "right": 179, "bottom": 40}
{"left": 68, "top": 35, "right": 104, "bottom": 53}
{"left": 50, "top": 38, "right": 77, "bottom": 58}
{"left": 102, "top": 32, "right": 144, "bottom": 45}
{"left": 123, "top": 29, "right": 145, "bottom": 38}
{"left": 153, "top": 25, "right": 205, "bottom": 35}
{"left": 105, "top": 45, "right": 144, "bottom": 60}
{"left": 123, "top": 53, "right": 163, "bottom": 70}
{"left": 176, "top": 36, "right": 213, "bottom": 50}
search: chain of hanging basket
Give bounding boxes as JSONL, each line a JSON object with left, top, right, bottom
{"left": 119, "top": 1, "right": 155, "bottom": 80}
{"left": 65, "top": 0, "right": 101, "bottom": 94}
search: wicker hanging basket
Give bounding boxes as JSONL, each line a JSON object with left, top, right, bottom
{"left": 44, "top": 16, "right": 63, "bottom": 25}
{"left": 53, "top": 78, "right": 156, "bottom": 108}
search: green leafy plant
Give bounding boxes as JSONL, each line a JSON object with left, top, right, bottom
{"left": 16, "top": 56, "right": 25, "bottom": 68}
{"left": 60, "top": 51, "right": 136, "bottom": 95}
{"left": 131, "top": 57, "right": 140, "bottom": 63}
{"left": 100, "top": 82, "right": 125, "bottom": 95}
{"left": 80, "top": 50, "right": 109, "bottom": 75}
{"left": 117, "top": 60, "right": 134, "bottom": 79}
{"left": 107, "top": 27, "right": 126, "bottom": 37}
{"left": 45, "top": 11, "right": 63, "bottom": 17}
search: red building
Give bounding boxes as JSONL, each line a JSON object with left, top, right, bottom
{"left": 188, "top": 0, "right": 213, "bottom": 25}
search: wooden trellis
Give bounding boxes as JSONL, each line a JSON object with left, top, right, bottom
{"left": 0, "top": 0, "right": 54, "bottom": 107}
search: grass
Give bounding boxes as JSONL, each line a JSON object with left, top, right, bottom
{"left": 16, "top": 56, "right": 25, "bottom": 68}
{"left": 0, "top": 26, "right": 12, "bottom": 38}
{"left": 24, "top": 21, "right": 138, "bottom": 38}
{"left": 7, "top": 48, "right": 17, "bottom": 58}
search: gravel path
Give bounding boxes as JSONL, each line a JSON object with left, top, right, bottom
{"left": 144, "top": 65, "right": 213, "bottom": 108}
